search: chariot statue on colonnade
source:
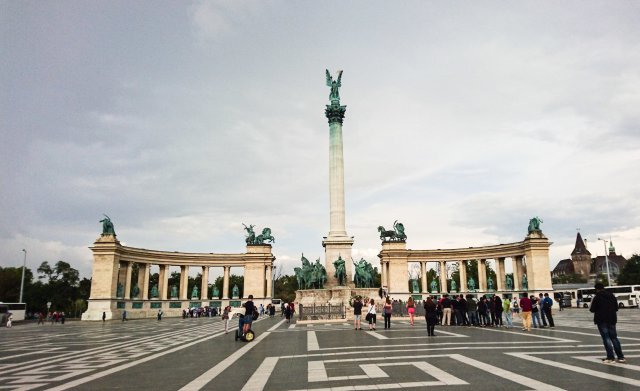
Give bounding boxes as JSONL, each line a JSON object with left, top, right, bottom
{"left": 378, "top": 220, "right": 407, "bottom": 242}
{"left": 528, "top": 216, "right": 543, "bottom": 233}
{"left": 243, "top": 223, "right": 275, "bottom": 245}
{"left": 100, "top": 214, "right": 116, "bottom": 236}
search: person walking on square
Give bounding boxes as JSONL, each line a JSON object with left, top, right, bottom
{"left": 122, "top": 310, "right": 128, "bottom": 322}
{"left": 503, "top": 295, "right": 513, "bottom": 328}
{"left": 406, "top": 297, "right": 416, "bottom": 326}
{"left": 494, "top": 296, "right": 503, "bottom": 327}
{"left": 441, "top": 294, "right": 452, "bottom": 326}
{"left": 520, "top": 293, "right": 532, "bottom": 331}
{"left": 466, "top": 295, "right": 478, "bottom": 326}
{"left": 222, "top": 305, "right": 231, "bottom": 333}
{"left": 157, "top": 309, "right": 163, "bottom": 321}
{"left": 543, "top": 293, "right": 555, "bottom": 328}
{"left": 590, "top": 283, "right": 625, "bottom": 363}
{"left": 383, "top": 298, "right": 392, "bottom": 329}
{"left": 366, "top": 298, "right": 377, "bottom": 331}
{"left": 102, "top": 311, "right": 106, "bottom": 322}
{"left": 538, "top": 293, "right": 549, "bottom": 327}
{"left": 531, "top": 296, "right": 542, "bottom": 328}
{"left": 353, "top": 296, "right": 363, "bottom": 330}
{"left": 511, "top": 297, "right": 520, "bottom": 319}
{"left": 424, "top": 296, "right": 438, "bottom": 336}
{"left": 6, "top": 312, "right": 12, "bottom": 328}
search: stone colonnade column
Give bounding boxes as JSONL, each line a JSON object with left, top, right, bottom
{"left": 514, "top": 256, "right": 523, "bottom": 291}
{"left": 159, "top": 264, "right": 168, "bottom": 300}
{"left": 380, "top": 260, "right": 386, "bottom": 288}
{"left": 421, "top": 261, "right": 428, "bottom": 293}
{"left": 459, "top": 260, "right": 467, "bottom": 292}
{"left": 180, "top": 266, "right": 188, "bottom": 300}
{"left": 141, "top": 263, "right": 150, "bottom": 300}
{"left": 124, "top": 262, "right": 133, "bottom": 299}
{"left": 496, "top": 258, "right": 505, "bottom": 291}
{"left": 265, "top": 265, "right": 272, "bottom": 298}
{"left": 201, "top": 266, "right": 209, "bottom": 300}
{"left": 478, "top": 259, "right": 487, "bottom": 291}
{"left": 222, "top": 266, "right": 230, "bottom": 299}
{"left": 439, "top": 261, "right": 448, "bottom": 293}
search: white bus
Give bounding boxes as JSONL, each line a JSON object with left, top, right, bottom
{"left": 0, "top": 302, "right": 27, "bottom": 324}
{"left": 576, "top": 286, "right": 640, "bottom": 308}
{"left": 606, "top": 285, "right": 640, "bottom": 308}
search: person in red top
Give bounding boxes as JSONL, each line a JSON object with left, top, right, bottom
{"left": 519, "top": 293, "right": 533, "bottom": 331}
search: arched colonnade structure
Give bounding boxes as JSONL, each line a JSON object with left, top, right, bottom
{"left": 379, "top": 231, "right": 553, "bottom": 299}
{"left": 82, "top": 234, "right": 274, "bottom": 320}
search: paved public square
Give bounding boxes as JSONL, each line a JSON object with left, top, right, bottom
{"left": 2, "top": 308, "right": 640, "bottom": 390}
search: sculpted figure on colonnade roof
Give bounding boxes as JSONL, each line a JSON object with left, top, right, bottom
{"left": 100, "top": 214, "right": 116, "bottom": 236}
{"left": 528, "top": 216, "right": 543, "bottom": 233}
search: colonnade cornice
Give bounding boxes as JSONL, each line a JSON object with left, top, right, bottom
{"left": 113, "top": 245, "right": 274, "bottom": 266}
{"left": 380, "top": 240, "right": 529, "bottom": 261}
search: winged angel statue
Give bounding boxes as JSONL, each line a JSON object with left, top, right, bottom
{"left": 326, "top": 69, "right": 343, "bottom": 105}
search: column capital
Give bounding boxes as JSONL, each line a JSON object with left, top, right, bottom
{"left": 325, "top": 103, "right": 347, "bottom": 124}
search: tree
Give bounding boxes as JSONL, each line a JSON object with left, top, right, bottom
{"left": 274, "top": 275, "right": 297, "bottom": 302}
{"left": 0, "top": 266, "right": 34, "bottom": 302}
{"left": 617, "top": 254, "right": 640, "bottom": 285}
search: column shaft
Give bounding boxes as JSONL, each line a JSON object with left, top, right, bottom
{"left": 478, "top": 259, "right": 487, "bottom": 291}
{"left": 222, "top": 266, "right": 230, "bottom": 299}
{"left": 201, "top": 266, "right": 209, "bottom": 300}
{"left": 124, "top": 262, "right": 133, "bottom": 299}
{"left": 496, "top": 258, "right": 505, "bottom": 291}
{"left": 141, "top": 264, "right": 150, "bottom": 300}
{"left": 439, "top": 261, "right": 448, "bottom": 293}
{"left": 514, "top": 256, "right": 523, "bottom": 291}
{"left": 459, "top": 260, "right": 467, "bottom": 292}
{"left": 328, "top": 121, "right": 347, "bottom": 237}
{"left": 180, "top": 266, "right": 188, "bottom": 300}
{"left": 265, "top": 265, "right": 273, "bottom": 298}
{"left": 421, "top": 262, "right": 428, "bottom": 293}
{"left": 160, "top": 265, "right": 168, "bottom": 300}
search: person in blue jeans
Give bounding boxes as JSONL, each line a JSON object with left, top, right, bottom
{"left": 590, "top": 283, "right": 625, "bottom": 363}
{"left": 530, "top": 296, "right": 543, "bottom": 328}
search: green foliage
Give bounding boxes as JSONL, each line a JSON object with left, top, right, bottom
{"left": 213, "top": 275, "right": 244, "bottom": 298}
{"left": 274, "top": 274, "right": 297, "bottom": 302}
{"left": 1, "top": 262, "right": 88, "bottom": 318}
{"left": 617, "top": 254, "right": 640, "bottom": 285}
{"left": 595, "top": 272, "right": 609, "bottom": 287}
{"left": 552, "top": 273, "right": 588, "bottom": 284}
{"left": 0, "top": 267, "right": 34, "bottom": 302}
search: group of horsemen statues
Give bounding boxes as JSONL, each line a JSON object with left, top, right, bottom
{"left": 100, "top": 216, "right": 542, "bottom": 294}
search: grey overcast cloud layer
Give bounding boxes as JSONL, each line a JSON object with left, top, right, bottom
{"left": 1, "top": 1, "right": 639, "bottom": 280}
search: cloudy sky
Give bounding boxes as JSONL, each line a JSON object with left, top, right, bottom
{"left": 2, "top": 1, "right": 639, "bottom": 281}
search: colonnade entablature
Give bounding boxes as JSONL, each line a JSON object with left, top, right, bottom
{"left": 82, "top": 234, "right": 274, "bottom": 321}
{"left": 378, "top": 231, "right": 553, "bottom": 299}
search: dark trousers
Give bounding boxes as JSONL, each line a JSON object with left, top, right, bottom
{"left": 384, "top": 313, "right": 391, "bottom": 329}
{"left": 544, "top": 308, "right": 555, "bottom": 327}
{"left": 597, "top": 323, "right": 624, "bottom": 360}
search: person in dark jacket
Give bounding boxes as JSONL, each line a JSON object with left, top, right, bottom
{"left": 424, "top": 296, "right": 438, "bottom": 336}
{"left": 590, "top": 283, "right": 625, "bottom": 363}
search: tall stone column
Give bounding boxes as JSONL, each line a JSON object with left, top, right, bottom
{"left": 439, "top": 261, "right": 448, "bottom": 293}
{"left": 180, "top": 266, "right": 188, "bottom": 300}
{"left": 222, "top": 266, "right": 230, "bottom": 300}
{"left": 201, "top": 266, "right": 209, "bottom": 300}
{"left": 265, "top": 265, "right": 272, "bottom": 299}
{"left": 159, "top": 264, "right": 169, "bottom": 300}
{"left": 514, "top": 256, "right": 523, "bottom": 291}
{"left": 496, "top": 258, "right": 505, "bottom": 291}
{"left": 124, "top": 262, "right": 133, "bottom": 299}
{"left": 421, "top": 262, "right": 428, "bottom": 293}
{"left": 459, "top": 260, "right": 467, "bottom": 292}
{"left": 323, "top": 99, "right": 354, "bottom": 287}
{"left": 478, "top": 259, "right": 487, "bottom": 291}
{"left": 141, "top": 263, "right": 150, "bottom": 300}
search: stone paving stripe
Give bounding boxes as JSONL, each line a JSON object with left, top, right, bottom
{"left": 477, "top": 326, "right": 578, "bottom": 342}
{"left": 241, "top": 356, "right": 279, "bottom": 391}
{"left": 46, "top": 328, "right": 229, "bottom": 391}
{"left": 307, "top": 360, "right": 328, "bottom": 382}
{"left": 359, "top": 363, "right": 389, "bottom": 378}
{"left": 573, "top": 355, "right": 640, "bottom": 371}
{"left": 509, "top": 352, "right": 640, "bottom": 387}
{"left": 288, "top": 324, "right": 296, "bottom": 329}
{"left": 449, "top": 354, "right": 566, "bottom": 390}
{"left": 410, "top": 361, "right": 467, "bottom": 385}
{"left": 307, "top": 331, "right": 320, "bottom": 350}
{"left": 367, "top": 331, "right": 389, "bottom": 340}
{"left": 179, "top": 319, "right": 286, "bottom": 391}
{"left": 549, "top": 329, "right": 640, "bottom": 341}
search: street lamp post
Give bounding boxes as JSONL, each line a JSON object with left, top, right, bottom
{"left": 597, "top": 238, "right": 612, "bottom": 287}
{"left": 19, "top": 249, "right": 27, "bottom": 303}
